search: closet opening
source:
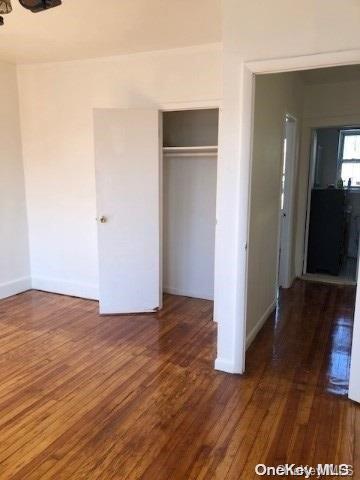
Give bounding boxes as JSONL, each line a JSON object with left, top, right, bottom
{"left": 161, "top": 108, "right": 219, "bottom": 301}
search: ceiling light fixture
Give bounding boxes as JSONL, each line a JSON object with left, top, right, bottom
{"left": 0, "top": 0, "right": 12, "bottom": 14}
{"left": 0, "top": 0, "right": 62, "bottom": 25}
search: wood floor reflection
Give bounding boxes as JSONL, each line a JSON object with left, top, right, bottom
{"left": 0, "top": 281, "right": 358, "bottom": 479}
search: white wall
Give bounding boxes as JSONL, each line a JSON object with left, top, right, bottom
{"left": 163, "top": 155, "right": 217, "bottom": 300}
{"left": 224, "top": 1, "right": 360, "bottom": 61}
{"left": 17, "top": 44, "right": 222, "bottom": 299}
{"left": 0, "top": 62, "right": 30, "bottom": 299}
{"left": 246, "top": 72, "right": 303, "bottom": 343}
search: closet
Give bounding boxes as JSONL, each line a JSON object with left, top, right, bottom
{"left": 162, "top": 109, "right": 219, "bottom": 300}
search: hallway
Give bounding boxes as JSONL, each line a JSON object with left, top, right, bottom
{"left": 257, "top": 280, "right": 355, "bottom": 397}
{"left": 0, "top": 282, "right": 358, "bottom": 478}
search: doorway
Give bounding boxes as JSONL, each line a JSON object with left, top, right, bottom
{"left": 245, "top": 64, "right": 360, "bottom": 404}
{"left": 303, "top": 126, "right": 360, "bottom": 285}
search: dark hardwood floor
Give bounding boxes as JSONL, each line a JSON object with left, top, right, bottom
{"left": 0, "top": 280, "right": 358, "bottom": 479}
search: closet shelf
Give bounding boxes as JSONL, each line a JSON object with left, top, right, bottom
{"left": 163, "top": 145, "right": 218, "bottom": 157}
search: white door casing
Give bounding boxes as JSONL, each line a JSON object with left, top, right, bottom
{"left": 303, "top": 129, "right": 318, "bottom": 275}
{"left": 278, "top": 115, "right": 297, "bottom": 289}
{"left": 241, "top": 51, "right": 360, "bottom": 397}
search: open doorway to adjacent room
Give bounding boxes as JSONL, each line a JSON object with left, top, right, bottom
{"left": 302, "top": 126, "right": 360, "bottom": 285}
{"left": 246, "top": 64, "right": 360, "bottom": 401}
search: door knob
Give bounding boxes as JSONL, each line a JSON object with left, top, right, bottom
{"left": 98, "top": 216, "right": 107, "bottom": 223}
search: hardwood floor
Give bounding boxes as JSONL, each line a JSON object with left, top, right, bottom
{"left": 0, "top": 280, "right": 358, "bottom": 479}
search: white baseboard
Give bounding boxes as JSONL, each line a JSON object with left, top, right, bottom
{"left": 214, "top": 357, "right": 244, "bottom": 374}
{"left": 349, "top": 382, "right": 360, "bottom": 404}
{"left": 246, "top": 300, "right": 277, "bottom": 350}
{"left": 282, "top": 275, "right": 295, "bottom": 290}
{"left": 163, "top": 286, "right": 214, "bottom": 301}
{"left": 31, "top": 277, "right": 99, "bottom": 300}
{"left": 0, "top": 276, "right": 31, "bottom": 300}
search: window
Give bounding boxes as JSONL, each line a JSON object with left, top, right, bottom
{"left": 338, "top": 129, "right": 360, "bottom": 188}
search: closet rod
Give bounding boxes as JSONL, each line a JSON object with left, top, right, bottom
{"left": 163, "top": 152, "right": 217, "bottom": 158}
{"left": 163, "top": 145, "right": 218, "bottom": 157}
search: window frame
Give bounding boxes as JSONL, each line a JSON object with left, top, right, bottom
{"left": 337, "top": 128, "right": 360, "bottom": 189}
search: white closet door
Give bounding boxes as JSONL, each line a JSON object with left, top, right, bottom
{"left": 94, "top": 109, "right": 161, "bottom": 314}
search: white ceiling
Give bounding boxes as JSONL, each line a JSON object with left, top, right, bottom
{"left": 0, "top": 0, "right": 222, "bottom": 64}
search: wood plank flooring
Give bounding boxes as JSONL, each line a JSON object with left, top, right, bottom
{"left": 0, "top": 280, "right": 358, "bottom": 479}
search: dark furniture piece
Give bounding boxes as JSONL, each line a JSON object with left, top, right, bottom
{"left": 307, "top": 188, "right": 346, "bottom": 276}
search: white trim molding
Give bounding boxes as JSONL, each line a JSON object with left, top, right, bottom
{"left": 246, "top": 49, "right": 360, "bottom": 75}
{"left": 246, "top": 301, "right": 277, "bottom": 350}
{"left": 163, "top": 287, "right": 213, "bottom": 301}
{"left": 31, "top": 277, "right": 99, "bottom": 300}
{"left": 0, "top": 277, "right": 31, "bottom": 300}
{"left": 160, "top": 99, "right": 222, "bottom": 112}
{"left": 214, "top": 357, "right": 242, "bottom": 374}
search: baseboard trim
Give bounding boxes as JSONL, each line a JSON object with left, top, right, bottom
{"left": 163, "top": 286, "right": 213, "bottom": 301}
{"left": 282, "top": 275, "right": 296, "bottom": 289}
{"left": 214, "top": 357, "right": 244, "bottom": 374}
{"left": 0, "top": 277, "right": 31, "bottom": 300}
{"left": 31, "top": 277, "right": 99, "bottom": 300}
{"left": 246, "top": 300, "right": 277, "bottom": 350}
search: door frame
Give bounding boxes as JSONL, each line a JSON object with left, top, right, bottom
{"left": 277, "top": 114, "right": 298, "bottom": 289}
{"left": 159, "top": 100, "right": 221, "bottom": 306}
{"left": 302, "top": 128, "right": 318, "bottom": 275}
{"left": 239, "top": 49, "right": 360, "bottom": 400}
